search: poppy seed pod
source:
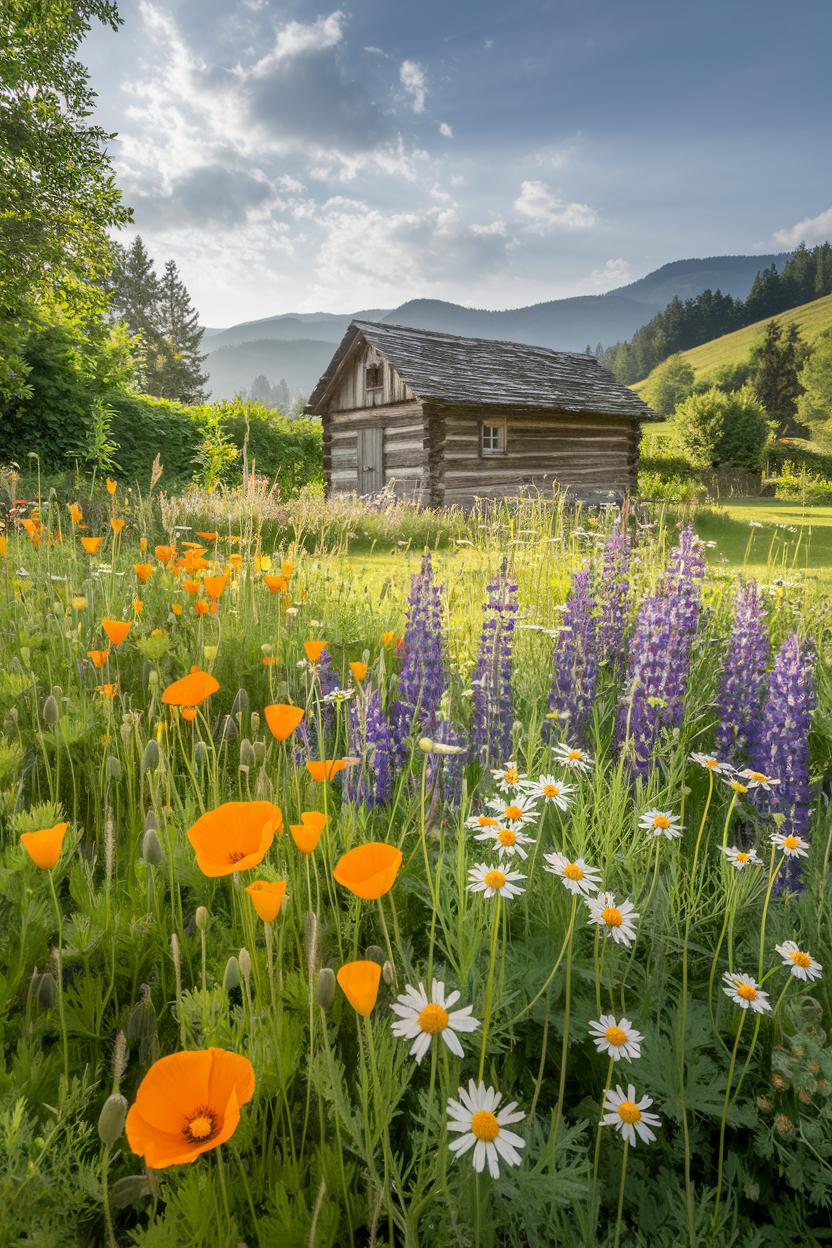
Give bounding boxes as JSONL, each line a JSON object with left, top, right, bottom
{"left": 195, "top": 905, "right": 210, "bottom": 932}
{"left": 141, "top": 828, "right": 164, "bottom": 866}
{"left": 240, "top": 739, "right": 255, "bottom": 769}
{"left": 364, "top": 944, "right": 385, "bottom": 966}
{"left": 316, "top": 967, "right": 336, "bottom": 1011}
{"left": 37, "top": 970, "right": 57, "bottom": 1012}
{"left": 42, "top": 694, "right": 59, "bottom": 727}
{"left": 108, "top": 755, "right": 122, "bottom": 781}
{"left": 98, "top": 1092, "right": 128, "bottom": 1146}
{"left": 223, "top": 955, "right": 240, "bottom": 992}
{"left": 141, "top": 740, "right": 160, "bottom": 774}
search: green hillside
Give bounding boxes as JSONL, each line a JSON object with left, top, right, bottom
{"left": 634, "top": 291, "right": 832, "bottom": 394}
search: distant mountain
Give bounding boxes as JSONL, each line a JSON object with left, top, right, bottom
{"left": 203, "top": 254, "right": 788, "bottom": 400}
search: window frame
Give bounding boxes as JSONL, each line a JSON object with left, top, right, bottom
{"left": 365, "top": 363, "right": 383, "bottom": 392}
{"left": 480, "top": 418, "right": 507, "bottom": 457}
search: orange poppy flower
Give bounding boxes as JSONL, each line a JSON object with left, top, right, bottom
{"left": 181, "top": 706, "right": 198, "bottom": 722}
{"left": 245, "top": 879, "right": 287, "bottom": 923}
{"left": 263, "top": 574, "right": 288, "bottom": 594}
{"left": 139, "top": 536, "right": 148, "bottom": 552}
{"left": 133, "top": 598, "right": 143, "bottom": 613}
{"left": 187, "top": 801, "right": 283, "bottom": 877}
{"left": 264, "top": 703, "right": 304, "bottom": 741}
{"left": 262, "top": 656, "right": 277, "bottom": 667}
{"left": 282, "top": 560, "right": 295, "bottom": 579}
{"left": 162, "top": 667, "right": 220, "bottom": 708}
{"left": 106, "top": 478, "right": 118, "bottom": 495}
{"left": 102, "top": 618, "right": 132, "bottom": 646}
{"left": 382, "top": 631, "right": 395, "bottom": 647}
{"left": 195, "top": 599, "right": 211, "bottom": 615}
{"left": 111, "top": 518, "right": 125, "bottom": 534}
{"left": 336, "top": 961, "right": 381, "bottom": 1017}
{"left": 171, "top": 603, "right": 184, "bottom": 617}
{"left": 155, "top": 544, "right": 176, "bottom": 563}
{"left": 304, "top": 640, "right": 328, "bottom": 663}
{"left": 332, "top": 842, "right": 403, "bottom": 900}
{"left": 81, "top": 536, "right": 103, "bottom": 555}
{"left": 87, "top": 648, "right": 110, "bottom": 669}
{"left": 195, "top": 531, "right": 219, "bottom": 541}
{"left": 68, "top": 502, "right": 83, "bottom": 524}
{"left": 227, "top": 553, "right": 243, "bottom": 569}
{"left": 350, "top": 662, "right": 368, "bottom": 682}
{"left": 306, "top": 759, "right": 347, "bottom": 782}
{"left": 20, "top": 821, "right": 69, "bottom": 870}
{"left": 182, "top": 579, "right": 201, "bottom": 596}
{"left": 125, "top": 1047, "right": 255, "bottom": 1168}
{"left": 289, "top": 811, "right": 327, "bottom": 855}
{"left": 134, "top": 563, "right": 153, "bottom": 584}
{"left": 97, "top": 682, "right": 119, "bottom": 699}
{"left": 203, "top": 576, "right": 227, "bottom": 601}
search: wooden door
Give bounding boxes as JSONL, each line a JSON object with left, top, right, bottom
{"left": 357, "top": 427, "right": 384, "bottom": 493}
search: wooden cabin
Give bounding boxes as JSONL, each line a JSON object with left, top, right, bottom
{"left": 305, "top": 320, "right": 657, "bottom": 507}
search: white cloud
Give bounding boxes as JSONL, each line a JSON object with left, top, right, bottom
{"left": 248, "top": 10, "right": 345, "bottom": 73}
{"left": 363, "top": 45, "right": 389, "bottom": 58}
{"left": 514, "top": 180, "right": 599, "bottom": 232}
{"left": 439, "top": 121, "right": 453, "bottom": 138}
{"left": 587, "top": 257, "right": 633, "bottom": 289}
{"left": 772, "top": 206, "right": 832, "bottom": 248}
{"left": 400, "top": 60, "right": 427, "bottom": 113}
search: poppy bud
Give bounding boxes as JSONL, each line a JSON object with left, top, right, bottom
{"left": 108, "top": 755, "right": 122, "bottom": 780}
{"left": 316, "top": 967, "right": 336, "bottom": 1011}
{"left": 240, "top": 739, "right": 255, "bottom": 769}
{"left": 253, "top": 740, "right": 266, "bottom": 765}
{"left": 126, "top": 988, "right": 157, "bottom": 1044}
{"left": 43, "top": 694, "right": 59, "bottom": 727}
{"left": 51, "top": 684, "right": 62, "bottom": 701}
{"left": 382, "top": 960, "right": 395, "bottom": 986}
{"left": 37, "top": 970, "right": 57, "bottom": 1011}
{"left": 113, "top": 1030, "right": 127, "bottom": 1084}
{"left": 195, "top": 905, "right": 210, "bottom": 932}
{"left": 141, "top": 828, "right": 164, "bottom": 866}
{"left": 120, "top": 722, "right": 132, "bottom": 747}
{"left": 418, "top": 737, "right": 434, "bottom": 753}
{"left": 194, "top": 741, "right": 209, "bottom": 766}
{"left": 98, "top": 1092, "right": 128, "bottom": 1145}
{"left": 261, "top": 643, "right": 273, "bottom": 656}
{"left": 109, "top": 1174, "right": 152, "bottom": 1208}
{"left": 364, "top": 944, "right": 385, "bottom": 965}
{"left": 147, "top": 668, "right": 159, "bottom": 687}
{"left": 144, "top": 808, "right": 157, "bottom": 831}
{"left": 238, "top": 947, "right": 251, "bottom": 981}
{"left": 250, "top": 712, "right": 260, "bottom": 734}
{"left": 223, "top": 955, "right": 240, "bottom": 992}
{"left": 231, "top": 688, "right": 249, "bottom": 718}
{"left": 219, "top": 715, "right": 237, "bottom": 741}
{"left": 141, "top": 740, "right": 160, "bottom": 773}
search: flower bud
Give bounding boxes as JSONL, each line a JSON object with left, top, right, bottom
{"left": 203, "top": 644, "right": 218, "bottom": 662}
{"left": 51, "top": 684, "right": 63, "bottom": 701}
{"left": 219, "top": 715, "right": 238, "bottom": 741}
{"left": 250, "top": 712, "right": 260, "bottom": 735}
{"left": 147, "top": 668, "right": 159, "bottom": 687}
{"left": 238, "top": 947, "right": 251, "bottom": 981}
{"left": 126, "top": 986, "right": 157, "bottom": 1044}
{"left": 108, "top": 755, "right": 122, "bottom": 780}
{"left": 37, "top": 970, "right": 57, "bottom": 1012}
{"left": 253, "top": 740, "right": 266, "bottom": 765}
{"left": 141, "top": 740, "right": 160, "bottom": 774}
{"left": 231, "top": 688, "right": 249, "bottom": 718}
{"left": 42, "top": 695, "right": 59, "bottom": 728}
{"left": 382, "top": 960, "right": 395, "bottom": 986}
{"left": 316, "top": 967, "right": 336, "bottom": 1011}
{"left": 109, "top": 1175, "right": 152, "bottom": 1208}
{"left": 195, "top": 905, "right": 210, "bottom": 932}
{"left": 418, "top": 737, "right": 434, "bottom": 753}
{"left": 98, "top": 1093, "right": 128, "bottom": 1146}
{"left": 141, "top": 828, "right": 164, "bottom": 866}
{"left": 364, "top": 944, "right": 385, "bottom": 965}
{"left": 223, "top": 955, "right": 240, "bottom": 992}
{"left": 194, "top": 740, "right": 209, "bottom": 766}
{"left": 240, "top": 739, "right": 255, "bottom": 769}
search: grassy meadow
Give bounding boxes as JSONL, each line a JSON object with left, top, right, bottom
{"left": 1, "top": 479, "right": 830, "bottom": 1248}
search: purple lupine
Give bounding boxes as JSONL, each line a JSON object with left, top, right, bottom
{"left": 390, "top": 553, "right": 447, "bottom": 760}
{"left": 471, "top": 560, "right": 518, "bottom": 767}
{"left": 597, "top": 525, "right": 631, "bottom": 667}
{"left": 428, "top": 720, "right": 468, "bottom": 811}
{"left": 548, "top": 566, "right": 598, "bottom": 742}
{"left": 342, "top": 687, "right": 395, "bottom": 807}
{"left": 715, "top": 580, "right": 769, "bottom": 765}
{"left": 616, "top": 524, "right": 705, "bottom": 775}
{"left": 754, "top": 634, "right": 816, "bottom": 885}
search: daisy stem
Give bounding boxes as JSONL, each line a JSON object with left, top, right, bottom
{"left": 721, "top": 791, "right": 739, "bottom": 848}
{"left": 612, "top": 1139, "right": 629, "bottom": 1248}
{"left": 713, "top": 1010, "right": 746, "bottom": 1228}
{"left": 552, "top": 895, "right": 577, "bottom": 1147}
{"left": 593, "top": 929, "right": 602, "bottom": 1016}
{"left": 478, "top": 895, "right": 501, "bottom": 1082}
{"left": 589, "top": 1056, "right": 615, "bottom": 1244}
{"left": 758, "top": 850, "right": 785, "bottom": 979}
{"left": 707, "top": 874, "right": 736, "bottom": 1046}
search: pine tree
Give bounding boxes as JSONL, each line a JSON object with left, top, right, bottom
{"left": 152, "top": 259, "right": 208, "bottom": 403}
{"left": 108, "top": 236, "right": 162, "bottom": 387}
{"left": 249, "top": 374, "right": 274, "bottom": 406}
{"left": 753, "top": 320, "right": 809, "bottom": 436}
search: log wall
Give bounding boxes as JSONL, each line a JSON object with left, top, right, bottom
{"left": 323, "top": 400, "right": 427, "bottom": 500}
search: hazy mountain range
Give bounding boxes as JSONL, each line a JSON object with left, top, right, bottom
{"left": 202, "top": 253, "right": 788, "bottom": 402}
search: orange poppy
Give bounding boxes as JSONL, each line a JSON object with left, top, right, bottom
{"left": 111, "top": 518, "right": 125, "bottom": 534}
{"left": 125, "top": 1047, "right": 255, "bottom": 1168}
{"left": 20, "top": 821, "right": 69, "bottom": 870}
{"left": 133, "top": 598, "right": 143, "bottom": 613}
{"left": 187, "top": 801, "right": 283, "bottom": 877}
{"left": 264, "top": 704, "right": 304, "bottom": 741}
{"left": 382, "top": 631, "right": 395, "bottom": 647}
{"left": 336, "top": 961, "right": 381, "bottom": 1017}
{"left": 182, "top": 579, "right": 201, "bottom": 596}
{"left": 245, "top": 879, "right": 287, "bottom": 923}
{"left": 181, "top": 706, "right": 197, "bottom": 722}
{"left": 332, "top": 842, "right": 403, "bottom": 900}
{"left": 134, "top": 562, "right": 153, "bottom": 584}
{"left": 195, "top": 531, "right": 220, "bottom": 541}
{"left": 304, "top": 640, "right": 328, "bottom": 663}
{"left": 102, "top": 619, "right": 132, "bottom": 646}
{"left": 289, "top": 811, "right": 327, "bottom": 855}
{"left": 81, "top": 536, "right": 103, "bottom": 555}
{"left": 306, "top": 759, "right": 347, "bottom": 782}
{"left": 139, "top": 536, "right": 148, "bottom": 553}
{"left": 350, "top": 662, "right": 368, "bottom": 683}
{"left": 155, "top": 544, "right": 176, "bottom": 563}
{"left": 203, "top": 576, "right": 227, "bottom": 601}
{"left": 87, "top": 648, "right": 110, "bottom": 669}
{"left": 162, "top": 667, "right": 220, "bottom": 708}
{"left": 106, "top": 478, "right": 118, "bottom": 495}
{"left": 282, "top": 560, "right": 295, "bottom": 579}
{"left": 195, "top": 599, "right": 211, "bottom": 616}
{"left": 171, "top": 603, "right": 183, "bottom": 617}
{"left": 263, "top": 574, "right": 288, "bottom": 594}
{"left": 97, "top": 682, "right": 118, "bottom": 699}
{"left": 68, "top": 502, "right": 83, "bottom": 524}
{"left": 262, "top": 656, "right": 277, "bottom": 667}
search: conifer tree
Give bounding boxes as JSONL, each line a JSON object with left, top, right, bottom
{"left": 152, "top": 259, "right": 208, "bottom": 403}
{"left": 753, "top": 320, "right": 809, "bottom": 436}
{"left": 108, "top": 236, "right": 162, "bottom": 388}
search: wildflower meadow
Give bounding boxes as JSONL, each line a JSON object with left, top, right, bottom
{"left": 1, "top": 481, "right": 830, "bottom": 1247}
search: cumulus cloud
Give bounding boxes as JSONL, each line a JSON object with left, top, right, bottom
{"left": 132, "top": 162, "right": 275, "bottom": 228}
{"left": 514, "top": 180, "right": 599, "bottom": 232}
{"left": 772, "top": 206, "right": 832, "bottom": 248}
{"left": 400, "top": 60, "right": 427, "bottom": 113}
{"left": 587, "top": 257, "right": 633, "bottom": 290}
{"left": 439, "top": 121, "right": 453, "bottom": 138}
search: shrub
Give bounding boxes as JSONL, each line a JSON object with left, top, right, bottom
{"left": 771, "top": 461, "right": 832, "bottom": 503}
{"left": 675, "top": 384, "right": 769, "bottom": 469}
{"left": 642, "top": 354, "right": 695, "bottom": 418}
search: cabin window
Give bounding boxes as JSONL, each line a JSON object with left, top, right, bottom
{"left": 365, "top": 364, "right": 382, "bottom": 391}
{"left": 481, "top": 420, "right": 506, "bottom": 456}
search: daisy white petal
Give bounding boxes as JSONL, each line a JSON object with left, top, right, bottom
{"left": 775, "top": 941, "right": 823, "bottom": 982}
{"left": 543, "top": 851, "right": 601, "bottom": 896}
{"left": 445, "top": 1081, "right": 526, "bottom": 1180}
{"left": 721, "top": 971, "right": 772, "bottom": 1013}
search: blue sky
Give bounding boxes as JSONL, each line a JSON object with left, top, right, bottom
{"left": 84, "top": 0, "right": 832, "bottom": 325}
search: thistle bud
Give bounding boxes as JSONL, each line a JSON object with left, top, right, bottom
{"left": 223, "top": 955, "right": 240, "bottom": 992}
{"left": 42, "top": 695, "right": 59, "bottom": 728}
{"left": 98, "top": 1093, "right": 128, "bottom": 1146}
{"left": 382, "top": 960, "right": 395, "bottom": 986}
{"left": 108, "top": 755, "right": 122, "bottom": 780}
{"left": 195, "top": 905, "right": 210, "bottom": 932}
{"left": 316, "top": 967, "right": 336, "bottom": 1011}
{"left": 141, "top": 740, "right": 160, "bottom": 774}
{"left": 141, "top": 828, "right": 163, "bottom": 865}
{"left": 364, "top": 944, "right": 385, "bottom": 966}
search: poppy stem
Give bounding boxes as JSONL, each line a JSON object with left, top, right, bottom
{"left": 215, "top": 1144, "right": 233, "bottom": 1233}
{"left": 47, "top": 870, "right": 69, "bottom": 1087}
{"left": 376, "top": 899, "right": 396, "bottom": 985}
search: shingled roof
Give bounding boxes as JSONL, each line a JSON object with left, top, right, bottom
{"left": 307, "top": 319, "right": 657, "bottom": 421}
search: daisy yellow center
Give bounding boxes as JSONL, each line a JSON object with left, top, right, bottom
{"left": 478, "top": 816, "right": 497, "bottom": 827}
{"left": 484, "top": 868, "right": 506, "bottom": 890}
{"left": 184, "top": 1108, "right": 218, "bottom": 1143}
{"left": 543, "top": 784, "right": 560, "bottom": 797}
{"left": 736, "top": 853, "right": 750, "bottom": 863}
{"left": 748, "top": 772, "right": 767, "bottom": 782}
{"left": 790, "top": 950, "right": 811, "bottom": 968}
{"left": 617, "top": 1101, "right": 641, "bottom": 1125}
{"left": 505, "top": 768, "right": 518, "bottom": 784}
{"left": 418, "top": 1003, "right": 449, "bottom": 1034}
{"left": 782, "top": 836, "right": 799, "bottom": 850}
{"left": 498, "top": 827, "right": 516, "bottom": 846}
{"left": 605, "top": 1025, "right": 627, "bottom": 1046}
{"left": 731, "top": 782, "right": 748, "bottom": 793}
{"left": 568, "top": 750, "right": 582, "bottom": 760}
{"left": 563, "top": 863, "right": 584, "bottom": 881}
{"left": 504, "top": 805, "right": 522, "bottom": 821}
{"left": 705, "top": 758, "right": 718, "bottom": 768}
{"left": 736, "top": 982, "right": 757, "bottom": 1001}
{"left": 653, "top": 815, "right": 670, "bottom": 829}
{"left": 470, "top": 1109, "right": 500, "bottom": 1142}
{"left": 601, "top": 906, "right": 622, "bottom": 927}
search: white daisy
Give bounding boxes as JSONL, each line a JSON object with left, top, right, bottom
{"left": 588, "top": 1015, "right": 643, "bottom": 1062}
{"left": 491, "top": 762, "right": 526, "bottom": 793}
{"left": 719, "top": 845, "right": 763, "bottom": 870}
{"left": 446, "top": 1080, "right": 526, "bottom": 1179}
{"left": 723, "top": 776, "right": 750, "bottom": 796}
{"left": 523, "top": 774, "right": 576, "bottom": 810}
{"left": 721, "top": 971, "right": 772, "bottom": 1014}
{"left": 771, "top": 831, "right": 809, "bottom": 859}
{"left": 739, "top": 769, "right": 781, "bottom": 792}
{"left": 467, "top": 863, "right": 526, "bottom": 900}
{"left": 775, "top": 941, "right": 823, "bottom": 982}
{"left": 465, "top": 812, "right": 501, "bottom": 831}
{"left": 486, "top": 793, "right": 540, "bottom": 828}
{"left": 638, "top": 809, "right": 684, "bottom": 840}
{"left": 474, "top": 824, "right": 536, "bottom": 860}
{"left": 543, "top": 851, "right": 601, "bottom": 897}
{"left": 552, "top": 742, "right": 594, "bottom": 772}
{"left": 390, "top": 979, "right": 480, "bottom": 1063}
{"left": 585, "top": 892, "right": 639, "bottom": 946}
{"left": 601, "top": 1084, "right": 661, "bottom": 1146}
{"left": 690, "top": 752, "right": 733, "bottom": 776}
